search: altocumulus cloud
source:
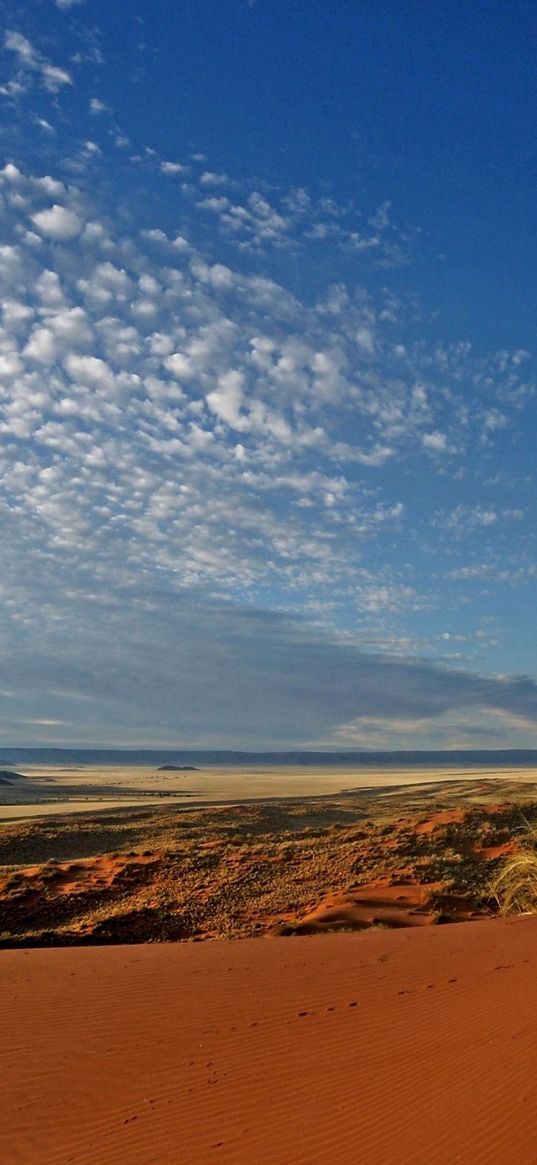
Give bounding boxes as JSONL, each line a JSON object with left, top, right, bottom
{"left": 31, "top": 204, "right": 83, "bottom": 241}
{"left": 2, "top": 31, "right": 72, "bottom": 96}
{"left": 0, "top": 155, "right": 536, "bottom": 746}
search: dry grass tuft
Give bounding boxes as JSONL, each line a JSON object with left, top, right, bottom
{"left": 491, "top": 848, "right": 537, "bottom": 916}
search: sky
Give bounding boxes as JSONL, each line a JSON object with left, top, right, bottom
{"left": 1, "top": 0, "right": 537, "bottom": 749}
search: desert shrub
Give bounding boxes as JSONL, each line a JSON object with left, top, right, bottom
{"left": 491, "top": 849, "right": 537, "bottom": 916}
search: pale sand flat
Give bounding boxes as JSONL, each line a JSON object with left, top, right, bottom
{"left": 2, "top": 917, "right": 537, "bottom": 1164}
{"left": 3, "top": 763, "right": 537, "bottom": 821}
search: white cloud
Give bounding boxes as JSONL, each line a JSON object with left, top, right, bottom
{"left": 164, "top": 352, "right": 193, "bottom": 380}
{"left": 24, "top": 327, "right": 57, "bottom": 364}
{"left": 422, "top": 430, "right": 450, "bottom": 453}
{"left": 64, "top": 353, "right": 113, "bottom": 390}
{"left": 31, "top": 205, "right": 83, "bottom": 241}
{"left": 5, "top": 31, "right": 35, "bottom": 65}
{"left": 160, "top": 161, "right": 185, "bottom": 175}
{"left": 194, "top": 179, "right": 412, "bottom": 264}
{"left": 440, "top": 505, "right": 525, "bottom": 536}
{"left": 35, "top": 117, "right": 55, "bottom": 134}
{"left": 207, "top": 370, "right": 248, "bottom": 429}
{"left": 3, "top": 31, "right": 72, "bottom": 93}
{"left": 89, "top": 97, "right": 109, "bottom": 115}
{"left": 200, "top": 171, "right": 230, "bottom": 187}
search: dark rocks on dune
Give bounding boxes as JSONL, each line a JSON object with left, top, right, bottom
{"left": 157, "top": 764, "right": 199, "bottom": 773}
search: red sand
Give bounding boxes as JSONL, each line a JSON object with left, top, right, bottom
{"left": 291, "top": 881, "right": 446, "bottom": 930}
{"left": 2, "top": 918, "right": 537, "bottom": 1164}
{"left": 0, "top": 853, "right": 159, "bottom": 897}
{"left": 414, "top": 808, "right": 466, "bottom": 834}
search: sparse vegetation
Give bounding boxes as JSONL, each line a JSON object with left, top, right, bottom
{"left": 491, "top": 818, "right": 537, "bottom": 915}
{"left": 2, "top": 783, "right": 537, "bottom": 947}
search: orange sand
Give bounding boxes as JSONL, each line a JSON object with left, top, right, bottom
{"left": 2, "top": 918, "right": 537, "bottom": 1164}
{"left": 290, "top": 881, "right": 451, "bottom": 930}
{"left": 0, "top": 852, "right": 159, "bottom": 897}
{"left": 414, "top": 807, "right": 466, "bottom": 833}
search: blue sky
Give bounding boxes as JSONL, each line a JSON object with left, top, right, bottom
{"left": 1, "top": 0, "right": 537, "bottom": 748}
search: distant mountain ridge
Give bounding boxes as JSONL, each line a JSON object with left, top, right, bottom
{"left": 1, "top": 748, "right": 537, "bottom": 767}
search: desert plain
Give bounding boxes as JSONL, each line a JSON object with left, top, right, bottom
{"left": 3, "top": 762, "right": 537, "bottom": 1163}
{"left": 5, "top": 759, "right": 536, "bottom": 818}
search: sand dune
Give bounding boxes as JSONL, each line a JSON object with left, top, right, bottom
{"left": 286, "top": 880, "right": 478, "bottom": 931}
{"left": 3, "top": 918, "right": 537, "bottom": 1164}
